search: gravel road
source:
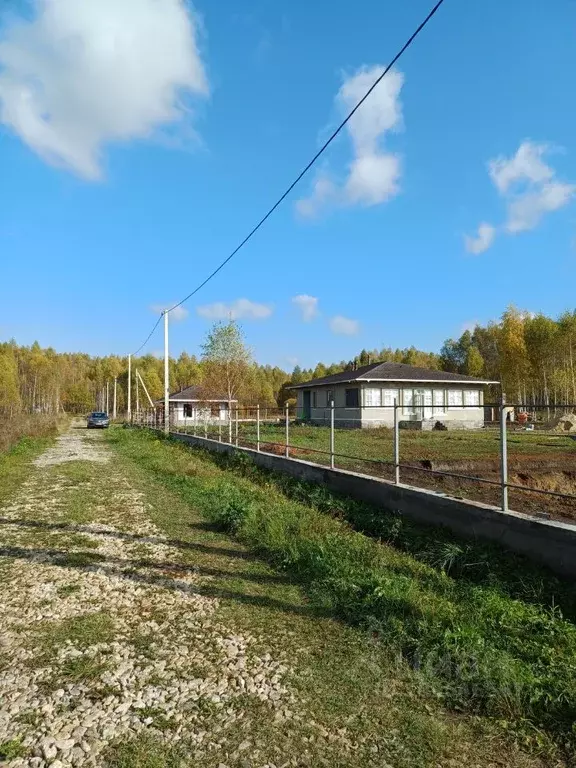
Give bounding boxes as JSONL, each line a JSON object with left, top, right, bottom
{"left": 0, "top": 424, "right": 291, "bottom": 767}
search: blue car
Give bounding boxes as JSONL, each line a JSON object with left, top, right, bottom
{"left": 87, "top": 411, "right": 110, "bottom": 429}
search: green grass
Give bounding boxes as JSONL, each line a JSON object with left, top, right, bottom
{"left": 224, "top": 421, "right": 576, "bottom": 465}
{"left": 33, "top": 653, "right": 111, "bottom": 694}
{"left": 0, "top": 738, "right": 27, "bottom": 761}
{"left": 102, "top": 734, "right": 190, "bottom": 768}
{"left": 52, "top": 550, "right": 106, "bottom": 568}
{"left": 0, "top": 435, "right": 55, "bottom": 506}
{"left": 30, "top": 612, "right": 115, "bottom": 651}
{"left": 25, "top": 612, "right": 115, "bottom": 691}
{"left": 108, "top": 427, "right": 576, "bottom": 761}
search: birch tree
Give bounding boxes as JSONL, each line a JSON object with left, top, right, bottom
{"left": 200, "top": 321, "right": 252, "bottom": 404}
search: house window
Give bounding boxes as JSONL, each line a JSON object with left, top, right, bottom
{"left": 447, "top": 390, "right": 463, "bottom": 409}
{"left": 211, "top": 404, "right": 220, "bottom": 416}
{"left": 183, "top": 403, "right": 194, "bottom": 418}
{"left": 364, "top": 388, "right": 381, "bottom": 407}
{"left": 433, "top": 390, "right": 445, "bottom": 413}
{"left": 326, "top": 390, "right": 334, "bottom": 406}
{"left": 345, "top": 388, "right": 360, "bottom": 408}
{"left": 382, "top": 389, "right": 400, "bottom": 408}
{"left": 464, "top": 390, "right": 480, "bottom": 407}
{"left": 403, "top": 389, "right": 414, "bottom": 415}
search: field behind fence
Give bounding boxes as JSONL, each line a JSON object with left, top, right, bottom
{"left": 133, "top": 402, "right": 576, "bottom": 523}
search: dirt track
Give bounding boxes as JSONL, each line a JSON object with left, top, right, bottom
{"left": 0, "top": 425, "right": 290, "bottom": 767}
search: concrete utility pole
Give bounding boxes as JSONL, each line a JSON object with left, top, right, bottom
{"left": 163, "top": 310, "right": 170, "bottom": 434}
{"left": 128, "top": 355, "right": 132, "bottom": 420}
{"left": 113, "top": 377, "right": 117, "bottom": 420}
{"left": 136, "top": 368, "right": 140, "bottom": 417}
{"left": 106, "top": 381, "right": 109, "bottom": 414}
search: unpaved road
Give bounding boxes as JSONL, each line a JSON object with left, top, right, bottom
{"left": 0, "top": 424, "right": 551, "bottom": 768}
{"left": 0, "top": 425, "right": 290, "bottom": 767}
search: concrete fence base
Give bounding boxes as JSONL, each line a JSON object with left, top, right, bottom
{"left": 168, "top": 431, "right": 576, "bottom": 580}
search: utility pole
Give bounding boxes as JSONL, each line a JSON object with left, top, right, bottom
{"left": 113, "top": 377, "right": 117, "bottom": 420}
{"left": 127, "top": 355, "right": 132, "bottom": 421}
{"left": 106, "top": 381, "right": 109, "bottom": 415}
{"left": 164, "top": 310, "right": 170, "bottom": 434}
{"left": 136, "top": 368, "right": 140, "bottom": 417}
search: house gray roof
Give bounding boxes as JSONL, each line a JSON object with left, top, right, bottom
{"left": 289, "top": 362, "right": 499, "bottom": 389}
{"left": 154, "top": 385, "right": 236, "bottom": 403}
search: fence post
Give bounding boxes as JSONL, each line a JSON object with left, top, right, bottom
{"left": 285, "top": 403, "right": 290, "bottom": 458}
{"left": 330, "top": 400, "right": 335, "bottom": 469}
{"left": 500, "top": 392, "right": 509, "bottom": 512}
{"left": 393, "top": 398, "right": 400, "bottom": 485}
{"left": 228, "top": 406, "right": 232, "bottom": 444}
{"left": 235, "top": 407, "right": 239, "bottom": 447}
{"left": 218, "top": 419, "right": 222, "bottom": 442}
{"left": 256, "top": 404, "right": 260, "bottom": 452}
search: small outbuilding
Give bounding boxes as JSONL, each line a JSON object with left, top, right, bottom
{"left": 289, "top": 362, "right": 499, "bottom": 430}
{"left": 154, "top": 385, "right": 236, "bottom": 426}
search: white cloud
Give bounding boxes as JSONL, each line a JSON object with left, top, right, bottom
{"left": 292, "top": 294, "right": 319, "bottom": 321}
{"left": 295, "top": 175, "right": 336, "bottom": 218}
{"left": 467, "top": 141, "right": 575, "bottom": 252}
{"left": 345, "top": 152, "right": 400, "bottom": 206}
{"left": 506, "top": 181, "right": 575, "bottom": 233}
{"left": 296, "top": 65, "right": 403, "bottom": 217}
{"left": 0, "top": 0, "right": 208, "bottom": 180}
{"left": 151, "top": 303, "right": 189, "bottom": 322}
{"left": 329, "top": 315, "right": 360, "bottom": 336}
{"left": 488, "top": 142, "right": 554, "bottom": 194}
{"left": 196, "top": 299, "right": 273, "bottom": 321}
{"left": 464, "top": 222, "right": 496, "bottom": 255}
{"left": 490, "top": 142, "right": 575, "bottom": 233}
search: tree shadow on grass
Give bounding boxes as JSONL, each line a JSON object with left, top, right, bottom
{"left": 0, "top": 517, "right": 259, "bottom": 564}
{"left": 0, "top": 543, "right": 328, "bottom": 620}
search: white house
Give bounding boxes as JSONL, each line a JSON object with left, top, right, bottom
{"left": 290, "top": 362, "right": 499, "bottom": 430}
{"left": 155, "top": 385, "right": 236, "bottom": 426}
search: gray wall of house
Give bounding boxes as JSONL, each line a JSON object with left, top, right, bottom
{"left": 296, "top": 382, "right": 485, "bottom": 429}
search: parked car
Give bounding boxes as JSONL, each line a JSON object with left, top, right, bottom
{"left": 87, "top": 411, "right": 110, "bottom": 429}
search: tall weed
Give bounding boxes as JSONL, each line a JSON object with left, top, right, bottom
{"left": 0, "top": 414, "right": 61, "bottom": 454}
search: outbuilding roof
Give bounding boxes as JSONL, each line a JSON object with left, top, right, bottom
{"left": 289, "top": 362, "right": 499, "bottom": 389}
{"left": 154, "top": 385, "right": 236, "bottom": 403}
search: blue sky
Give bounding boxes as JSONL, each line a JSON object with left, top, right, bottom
{"left": 1, "top": 0, "right": 575, "bottom": 370}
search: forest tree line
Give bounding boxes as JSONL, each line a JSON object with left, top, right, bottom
{"left": 1, "top": 307, "right": 576, "bottom": 415}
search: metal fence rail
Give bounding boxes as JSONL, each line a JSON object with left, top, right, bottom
{"left": 131, "top": 397, "right": 576, "bottom": 521}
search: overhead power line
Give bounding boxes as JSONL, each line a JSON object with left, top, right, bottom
{"left": 129, "top": 0, "right": 446, "bottom": 355}
{"left": 130, "top": 313, "right": 163, "bottom": 357}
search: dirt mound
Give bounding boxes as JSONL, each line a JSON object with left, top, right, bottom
{"left": 551, "top": 412, "right": 576, "bottom": 432}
